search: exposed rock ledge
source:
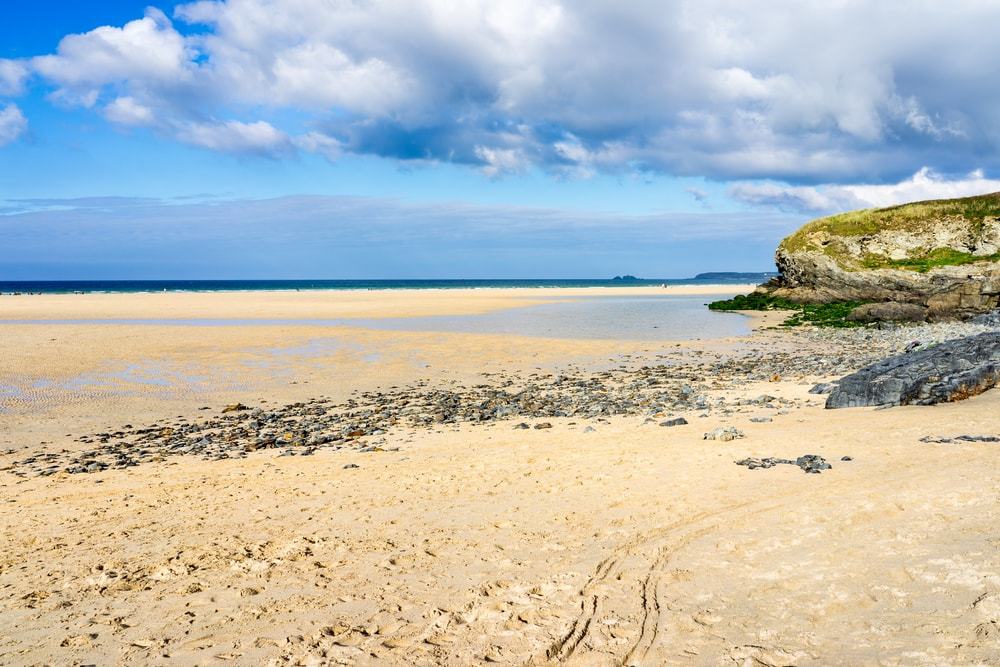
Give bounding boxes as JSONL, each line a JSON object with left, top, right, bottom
{"left": 826, "top": 331, "right": 1000, "bottom": 408}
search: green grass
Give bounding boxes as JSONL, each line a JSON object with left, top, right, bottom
{"left": 709, "top": 293, "right": 865, "bottom": 328}
{"left": 861, "top": 247, "right": 1000, "bottom": 273}
{"left": 779, "top": 192, "right": 1000, "bottom": 265}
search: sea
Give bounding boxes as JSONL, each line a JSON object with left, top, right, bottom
{"left": 0, "top": 275, "right": 773, "bottom": 294}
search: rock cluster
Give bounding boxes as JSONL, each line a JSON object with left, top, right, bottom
{"left": 735, "top": 455, "right": 834, "bottom": 474}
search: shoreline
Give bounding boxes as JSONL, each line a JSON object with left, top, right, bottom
{"left": 0, "top": 284, "right": 755, "bottom": 321}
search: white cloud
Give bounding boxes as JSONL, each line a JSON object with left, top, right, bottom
{"left": 840, "top": 168, "right": 1000, "bottom": 208}
{"left": 31, "top": 9, "right": 190, "bottom": 91}
{"left": 175, "top": 119, "right": 293, "bottom": 157}
{"left": 0, "top": 104, "right": 27, "bottom": 146}
{"left": 474, "top": 145, "right": 528, "bottom": 177}
{"left": 729, "top": 168, "right": 1000, "bottom": 213}
{"left": 269, "top": 43, "right": 414, "bottom": 114}
{"left": 295, "top": 131, "right": 343, "bottom": 162}
{"left": 6, "top": 1, "right": 1000, "bottom": 179}
{"left": 0, "top": 60, "right": 29, "bottom": 96}
{"left": 103, "top": 96, "right": 155, "bottom": 126}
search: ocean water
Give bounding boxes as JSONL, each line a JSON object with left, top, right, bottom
{"left": 0, "top": 275, "right": 773, "bottom": 294}
{"left": 2, "top": 293, "right": 751, "bottom": 340}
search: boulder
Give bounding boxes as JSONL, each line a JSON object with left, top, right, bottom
{"left": 846, "top": 302, "right": 927, "bottom": 323}
{"left": 826, "top": 331, "right": 1000, "bottom": 408}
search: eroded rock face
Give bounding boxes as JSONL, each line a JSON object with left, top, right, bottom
{"left": 764, "top": 200, "right": 1000, "bottom": 319}
{"left": 826, "top": 331, "right": 1000, "bottom": 408}
{"left": 768, "top": 248, "right": 1000, "bottom": 318}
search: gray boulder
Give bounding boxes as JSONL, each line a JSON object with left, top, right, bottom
{"left": 846, "top": 302, "right": 927, "bottom": 323}
{"left": 826, "top": 332, "right": 1000, "bottom": 408}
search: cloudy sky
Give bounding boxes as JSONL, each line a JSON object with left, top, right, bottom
{"left": 2, "top": 0, "right": 1000, "bottom": 279}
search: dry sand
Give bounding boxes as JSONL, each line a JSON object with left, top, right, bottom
{"left": 2, "top": 287, "right": 999, "bottom": 666}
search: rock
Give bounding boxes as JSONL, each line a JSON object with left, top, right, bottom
{"left": 533, "top": 422, "right": 553, "bottom": 430}
{"left": 826, "top": 331, "right": 1000, "bottom": 408}
{"left": 919, "top": 434, "right": 1000, "bottom": 444}
{"left": 795, "top": 454, "right": 831, "bottom": 473}
{"left": 749, "top": 416, "right": 772, "bottom": 423}
{"left": 762, "top": 193, "right": 1000, "bottom": 318}
{"left": 971, "top": 309, "right": 1000, "bottom": 327}
{"left": 659, "top": 417, "right": 688, "bottom": 427}
{"left": 809, "top": 382, "right": 837, "bottom": 394}
{"left": 735, "top": 454, "right": 831, "bottom": 473}
{"left": 704, "top": 426, "right": 745, "bottom": 441}
{"left": 735, "top": 456, "right": 790, "bottom": 470}
{"left": 221, "top": 403, "right": 249, "bottom": 413}
{"left": 846, "top": 302, "right": 928, "bottom": 323}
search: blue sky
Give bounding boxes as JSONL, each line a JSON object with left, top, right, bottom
{"left": 2, "top": 1, "right": 999, "bottom": 279}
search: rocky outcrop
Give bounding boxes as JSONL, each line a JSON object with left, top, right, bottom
{"left": 768, "top": 248, "right": 1000, "bottom": 318}
{"left": 763, "top": 193, "right": 1000, "bottom": 319}
{"left": 826, "top": 331, "right": 1000, "bottom": 408}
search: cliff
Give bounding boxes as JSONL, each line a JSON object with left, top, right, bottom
{"left": 764, "top": 192, "right": 1000, "bottom": 319}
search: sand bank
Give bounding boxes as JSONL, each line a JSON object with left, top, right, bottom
{"left": 0, "top": 284, "right": 755, "bottom": 321}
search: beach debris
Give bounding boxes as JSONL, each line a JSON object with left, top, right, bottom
{"left": 736, "top": 454, "right": 832, "bottom": 474}
{"left": 704, "top": 426, "right": 745, "bottom": 441}
{"left": 222, "top": 403, "right": 249, "bottom": 413}
{"left": 659, "top": 417, "right": 688, "bottom": 427}
{"left": 919, "top": 435, "right": 1000, "bottom": 444}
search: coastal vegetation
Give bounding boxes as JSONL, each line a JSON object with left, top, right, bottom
{"left": 709, "top": 293, "right": 865, "bottom": 328}
{"left": 860, "top": 248, "right": 1000, "bottom": 273}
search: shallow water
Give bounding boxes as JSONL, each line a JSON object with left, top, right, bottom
{"left": 1, "top": 293, "right": 749, "bottom": 341}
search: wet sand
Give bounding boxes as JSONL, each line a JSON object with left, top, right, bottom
{"left": 2, "top": 287, "right": 999, "bottom": 665}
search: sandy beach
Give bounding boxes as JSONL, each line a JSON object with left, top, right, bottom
{"left": 2, "top": 287, "right": 999, "bottom": 665}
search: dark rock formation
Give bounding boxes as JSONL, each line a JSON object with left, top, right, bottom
{"left": 826, "top": 332, "right": 1000, "bottom": 408}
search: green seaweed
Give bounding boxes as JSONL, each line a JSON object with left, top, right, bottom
{"left": 708, "top": 293, "right": 865, "bottom": 328}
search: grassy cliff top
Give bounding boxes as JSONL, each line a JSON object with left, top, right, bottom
{"left": 781, "top": 192, "right": 1000, "bottom": 253}
{"left": 779, "top": 192, "right": 1000, "bottom": 271}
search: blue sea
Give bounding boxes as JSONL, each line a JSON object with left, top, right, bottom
{"left": 0, "top": 275, "right": 773, "bottom": 294}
